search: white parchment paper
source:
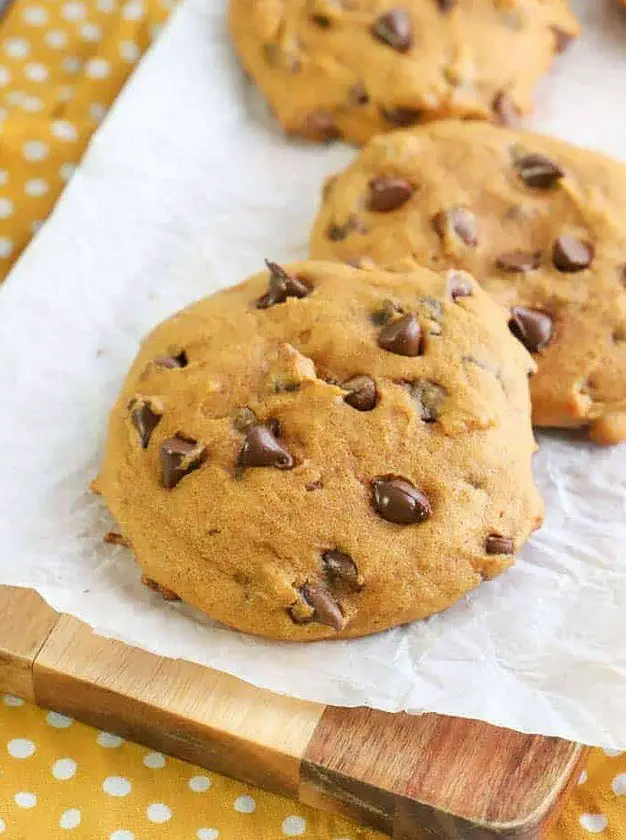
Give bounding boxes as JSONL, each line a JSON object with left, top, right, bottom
{"left": 1, "top": 0, "right": 625, "bottom": 749}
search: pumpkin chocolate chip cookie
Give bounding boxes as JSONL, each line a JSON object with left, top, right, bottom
{"left": 95, "top": 260, "right": 542, "bottom": 641}
{"left": 228, "top": 0, "right": 579, "bottom": 145}
{"left": 310, "top": 122, "right": 626, "bottom": 444}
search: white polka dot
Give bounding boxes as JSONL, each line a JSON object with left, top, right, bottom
{"left": 189, "top": 775, "right": 212, "bottom": 792}
{"left": 109, "top": 832, "right": 134, "bottom": 840}
{"left": 119, "top": 40, "right": 139, "bottom": 62}
{"left": 45, "top": 30, "right": 68, "bottom": 49}
{"left": 122, "top": 0, "right": 144, "bottom": 20}
{"left": 60, "top": 162, "right": 77, "bottom": 181}
{"left": 14, "top": 792, "right": 37, "bottom": 808}
{"left": 97, "top": 0, "right": 116, "bottom": 10}
{"left": 22, "top": 96, "right": 43, "bottom": 112}
{"left": 7, "top": 738, "right": 35, "bottom": 758}
{"left": 52, "top": 758, "right": 77, "bottom": 780}
{"left": 51, "top": 120, "right": 78, "bottom": 141}
{"left": 579, "top": 769, "right": 588, "bottom": 784}
{"left": 5, "top": 90, "right": 25, "bottom": 106}
{"left": 143, "top": 752, "right": 165, "bottom": 769}
{"left": 0, "top": 66, "right": 11, "bottom": 86}
{"left": 24, "top": 63, "right": 48, "bottom": 82}
{"left": 146, "top": 803, "right": 171, "bottom": 823}
{"left": 579, "top": 814, "right": 608, "bottom": 833}
{"left": 0, "top": 198, "right": 13, "bottom": 219}
{"left": 3, "top": 694, "right": 23, "bottom": 706}
{"left": 79, "top": 23, "right": 101, "bottom": 42}
{"left": 22, "top": 6, "right": 48, "bottom": 25}
{"left": 3, "top": 38, "right": 30, "bottom": 59}
{"left": 63, "top": 2, "right": 86, "bottom": 21}
{"left": 603, "top": 748, "right": 624, "bottom": 757}
{"left": 25, "top": 179, "right": 48, "bottom": 198}
{"left": 103, "top": 776, "right": 131, "bottom": 797}
{"left": 22, "top": 140, "right": 50, "bottom": 161}
{"left": 57, "top": 85, "right": 74, "bottom": 103}
{"left": 60, "top": 809, "right": 81, "bottom": 830}
{"left": 233, "top": 795, "right": 256, "bottom": 814}
{"left": 282, "top": 816, "right": 306, "bottom": 836}
{"left": 89, "top": 102, "right": 106, "bottom": 122}
{"left": 47, "top": 711, "right": 73, "bottom": 728}
{"left": 612, "top": 773, "right": 626, "bottom": 795}
{"left": 62, "top": 56, "right": 81, "bottom": 74}
{"left": 85, "top": 57, "right": 110, "bottom": 79}
{"left": 0, "top": 238, "right": 14, "bottom": 258}
{"left": 0, "top": 817, "right": 5, "bottom": 832}
{"left": 97, "top": 731, "right": 123, "bottom": 748}
{"left": 197, "top": 831, "right": 219, "bottom": 840}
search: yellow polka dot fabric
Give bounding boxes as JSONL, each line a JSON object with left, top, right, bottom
{"left": 0, "top": 1, "right": 624, "bottom": 838}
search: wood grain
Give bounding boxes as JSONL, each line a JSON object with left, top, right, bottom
{"left": 33, "top": 615, "right": 324, "bottom": 798}
{"left": 0, "top": 587, "right": 58, "bottom": 701}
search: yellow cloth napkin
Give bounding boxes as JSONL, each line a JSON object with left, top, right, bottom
{"left": 0, "top": 1, "right": 623, "bottom": 838}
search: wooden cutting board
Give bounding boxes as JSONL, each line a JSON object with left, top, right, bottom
{"left": 0, "top": 586, "right": 587, "bottom": 839}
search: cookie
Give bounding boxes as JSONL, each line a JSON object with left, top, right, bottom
{"left": 228, "top": 0, "right": 579, "bottom": 145}
{"left": 95, "top": 260, "right": 542, "bottom": 641}
{"left": 310, "top": 122, "right": 626, "bottom": 444}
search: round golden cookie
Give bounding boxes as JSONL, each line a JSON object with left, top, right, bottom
{"left": 310, "top": 122, "right": 626, "bottom": 444}
{"left": 228, "top": 0, "right": 579, "bottom": 145}
{"left": 96, "top": 261, "right": 543, "bottom": 641}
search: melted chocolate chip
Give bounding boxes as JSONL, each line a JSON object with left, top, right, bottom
{"left": 290, "top": 584, "right": 345, "bottom": 630}
{"left": 141, "top": 575, "right": 181, "bottom": 602}
{"left": 371, "top": 475, "right": 432, "bottom": 525}
{"left": 327, "top": 215, "right": 365, "bottom": 241}
{"left": 257, "top": 260, "right": 310, "bottom": 308}
{"left": 380, "top": 106, "right": 423, "bottom": 127}
{"left": 620, "top": 265, "right": 626, "bottom": 288}
{"left": 367, "top": 176, "right": 414, "bottom": 212}
{"left": 485, "top": 534, "right": 515, "bottom": 555}
{"left": 238, "top": 425, "right": 294, "bottom": 470}
{"left": 323, "top": 550, "right": 363, "bottom": 591}
{"left": 508, "top": 307, "right": 553, "bottom": 353}
{"left": 496, "top": 251, "right": 541, "bottom": 272}
{"left": 515, "top": 153, "right": 564, "bottom": 189}
{"left": 551, "top": 25, "right": 574, "bottom": 54}
{"left": 160, "top": 435, "right": 207, "bottom": 489}
{"left": 403, "top": 380, "right": 446, "bottom": 422}
{"left": 493, "top": 91, "right": 520, "bottom": 126}
{"left": 447, "top": 271, "right": 473, "bottom": 299}
{"left": 311, "top": 12, "right": 331, "bottom": 27}
{"left": 432, "top": 207, "right": 478, "bottom": 248}
{"left": 371, "top": 8, "right": 413, "bottom": 52}
{"left": 302, "top": 109, "right": 340, "bottom": 142}
{"left": 342, "top": 375, "right": 377, "bottom": 411}
{"left": 349, "top": 81, "right": 369, "bottom": 105}
{"left": 130, "top": 397, "right": 163, "bottom": 448}
{"left": 436, "top": 0, "right": 456, "bottom": 11}
{"left": 552, "top": 235, "right": 594, "bottom": 272}
{"left": 378, "top": 313, "right": 422, "bottom": 357}
{"left": 154, "top": 351, "right": 187, "bottom": 369}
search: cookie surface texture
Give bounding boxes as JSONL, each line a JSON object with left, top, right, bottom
{"left": 228, "top": 0, "right": 579, "bottom": 145}
{"left": 96, "top": 260, "right": 543, "bottom": 640}
{"left": 310, "top": 122, "right": 626, "bottom": 443}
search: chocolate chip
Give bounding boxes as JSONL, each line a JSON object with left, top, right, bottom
{"left": 233, "top": 407, "right": 258, "bottom": 433}
{"left": 302, "top": 109, "right": 340, "bottom": 142}
{"left": 371, "top": 475, "right": 432, "bottom": 525}
{"left": 508, "top": 307, "right": 553, "bottom": 353}
{"left": 515, "top": 153, "right": 564, "bottom": 189}
{"left": 403, "top": 380, "right": 446, "bottom": 422}
{"left": 257, "top": 260, "right": 310, "bottom": 308}
{"left": 447, "top": 271, "right": 473, "bottom": 299}
{"left": 380, "top": 106, "right": 423, "bottom": 127}
{"left": 552, "top": 235, "right": 594, "bottom": 272}
{"left": 238, "top": 425, "right": 294, "bottom": 470}
{"left": 130, "top": 397, "right": 163, "bottom": 448}
{"left": 367, "top": 176, "right": 414, "bottom": 213}
{"left": 343, "top": 375, "right": 377, "bottom": 411}
{"left": 160, "top": 435, "right": 207, "bottom": 489}
{"left": 305, "top": 479, "right": 323, "bottom": 492}
{"left": 371, "top": 298, "right": 403, "bottom": 325}
{"left": 311, "top": 13, "right": 331, "bottom": 27}
{"left": 371, "top": 9, "right": 413, "bottom": 52}
{"left": 432, "top": 207, "right": 478, "bottom": 248}
{"left": 104, "top": 532, "right": 130, "bottom": 547}
{"left": 551, "top": 25, "right": 573, "bottom": 54}
{"left": 496, "top": 251, "right": 541, "bottom": 272}
{"left": 323, "top": 550, "right": 364, "bottom": 591}
{"left": 493, "top": 91, "right": 520, "bottom": 126}
{"left": 290, "top": 584, "right": 345, "bottom": 630}
{"left": 154, "top": 351, "right": 187, "bottom": 368}
{"left": 326, "top": 215, "right": 365, "bottom": 241}
{"left": 141, "top": 575, "right": 181, "bottom": 602}
{"left": 349, "top": 81, "right": 369, "bottom": 105}
{"left": 485, "top": 534, "right": 515, "bottom": 555}
{"left": 378, "top": 313, "right": 422, "bottom": 357}
{"left": 435, "top": 0, "right": 456, "bottom": 11}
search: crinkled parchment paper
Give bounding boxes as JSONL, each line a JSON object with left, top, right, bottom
{"left": 0, "top": 0, "right": 625, "bottom": 748}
